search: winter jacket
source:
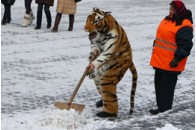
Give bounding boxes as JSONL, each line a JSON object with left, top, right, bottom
{"left": 56, "top": 0, "right": 76, "bottom": 14}
{"left": 35, "top": 0, "right": 54, "bottom": 6}
{"left": 1, "top": 0, "right": 15, "bottom": 5}
{"left": 150, "top": 10, "right": 193, "bottom": 72}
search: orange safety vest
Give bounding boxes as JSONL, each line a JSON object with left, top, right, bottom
{"left": 150, "top": 18, "right": 193, "bottom": 72}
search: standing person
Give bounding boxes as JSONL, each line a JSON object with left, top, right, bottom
{"left": 84, "top": 8, "right": 138, "bottom": 118}
{"left": 21, "top": 0, "right": 35, "bottom": 27}
{"left": 34, "top": 0, "right": 54, "bottom": 30}
{"left": 51, "top": 0, "right": 76, "bottom": 32}
{"left": 1, "top": 0, "right": 15, "bottom": 25}
{"left": 149, "top": 0, "right": 193, "bottom": 115}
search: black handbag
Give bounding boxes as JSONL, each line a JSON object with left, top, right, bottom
{"left": 75, "top": 0, "right": 82, "bottom": 2}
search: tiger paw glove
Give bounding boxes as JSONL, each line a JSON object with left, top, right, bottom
{"left": 88, "top": 52, "right": 97, "bottom": 62}
{"left": 88, "top": 50, "right": 100, "bottom": 62}
{"left": 86, "top": 63, "right": 96, "bottom": 79}
{"left": 169, "top": 58, "right": 179, "bottom": 68}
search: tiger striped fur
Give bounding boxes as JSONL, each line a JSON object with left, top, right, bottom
{"left": 84, "top": 8, "right": 138, "bottom": 115}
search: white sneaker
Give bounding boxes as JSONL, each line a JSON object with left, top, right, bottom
{"left": 29, "top": 11, "right": 35, "bottom": 26}
{"left": 21, "top": 13, "right": 30, "bottom": 27}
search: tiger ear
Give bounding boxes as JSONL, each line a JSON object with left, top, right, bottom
{"left": 105, "top": 11, "right": 111, "bottom": 15}
{"left": 93, "top": 7, "right": 99, "bottom": 12}
{"left": 107, "top": 14, "right": 115, "bottom": 31}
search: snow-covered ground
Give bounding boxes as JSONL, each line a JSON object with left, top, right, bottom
{"left": 1, "top": 0, "right": 195, "bottom": 130}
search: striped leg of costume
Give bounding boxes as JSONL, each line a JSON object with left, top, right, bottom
{"left": 94, "top": 60, "right": 130, "bottom": 114}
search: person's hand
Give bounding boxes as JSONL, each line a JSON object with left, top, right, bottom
{"left": 169, "top": 59, "right": 179, "bottom": 68}
{"left": 86, "top": 63, "right": 95, "bottom": 74}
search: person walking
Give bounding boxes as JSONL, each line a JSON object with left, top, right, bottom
{"left": 51, "top": 0, "right": 77, "bottom": 32}
{"left": 21, "top": 0, "right": 35, "bottom": 27}
{"left": 149, "top": 0, "right": 193, "bottom": 115}
{"left": 34, "top": 0, "right": 54, "bottom": 30}
{"left": 1, "top": 0, "right": 15, "bottom": 25}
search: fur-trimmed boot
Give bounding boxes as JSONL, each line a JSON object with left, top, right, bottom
{"left": 21, "top": 13, "right": 31, "bottom": 27}
{"left": 21, "top": 11, "right": 34, "bottom": 27}
{"left": 29, "top": 11, "right": 35, "bottom": 25}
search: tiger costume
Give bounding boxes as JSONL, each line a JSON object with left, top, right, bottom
{"left": 84, "top": 8, "right": 138, "bottom": 118}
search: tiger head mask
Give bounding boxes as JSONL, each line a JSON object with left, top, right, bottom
{"left": 84, "top": 8, "right": 115, "bottom": 39}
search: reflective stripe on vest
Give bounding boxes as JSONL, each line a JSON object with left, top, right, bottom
{"left": 155, "top": 37, "right": 177, "bottom": 47}
{"left": 154, "top": 44, "right": 175, "bottom": 52}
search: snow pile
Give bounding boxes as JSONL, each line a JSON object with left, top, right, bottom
{"left": 37, "top": 108, "right": 118, "bottom": 130}
{"left": 36, "top": 108, "right": 87, "bottom": 130}
{"left": 156, "top": 124, "right": 182, "bottom": 130}
{"left": 2, "top": 106, "right": 118, "bottom": 130}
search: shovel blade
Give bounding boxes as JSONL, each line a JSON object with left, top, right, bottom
{"left": 54, "top": 102, "right": 85, "bottom": 113}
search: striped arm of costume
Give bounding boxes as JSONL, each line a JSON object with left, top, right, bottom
{"left": 92, "top": 30, "right": 119, "bottom": 69}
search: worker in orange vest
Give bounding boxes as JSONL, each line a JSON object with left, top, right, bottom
{"left": 149, "top": 0, "right": 193, "bottom": 115}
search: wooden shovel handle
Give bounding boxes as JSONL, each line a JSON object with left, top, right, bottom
{"left": 67, "top": 66, "right": 89, "bottom": 109}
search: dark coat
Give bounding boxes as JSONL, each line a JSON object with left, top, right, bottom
{"left": 164, "top": 10, "right": 193, "bottom": 62}
{"left": 1, "top": 0, "right": 15, "bottom": 5}
{"left": 35, "top": 0, "right": 54, "bottom": 6}
{"left": 174, "top": 10, "right": 193, "bottom": 62}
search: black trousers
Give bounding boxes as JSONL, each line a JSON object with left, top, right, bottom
{"left": 2, "top": 4, "right": 11, "bottom": 23}
{"left": 154, "top": 69, "right": 178, "bottom": 112}
{"left": 36, "top": 4, "right": 51, "bottom": 27}
{"left": 25, "top": 0, "right": 32, "bottom": 14}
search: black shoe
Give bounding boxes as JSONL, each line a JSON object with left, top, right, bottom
{"left": 51, "top": 28, "right": 58, "bottom": 32}
{"left": 47, "top": 24, "right": 51, "bottom": 29}
{"left": 2, "top": 19, "right": 6, "bottom": 25}
{"left": 1, "top": 21, "right": 6, "bottom": 25}
{"left": 34, "top": 26, "right": 41, "bottom": 30}
{"left": 149, "top": 109, "right": 160, "bottom": 115}
{"left": 96, "top": 111, "right": 117, "bottom": 118}
{"left": 6, "top": 18, "right": 11, "bottom": 23}
{"left": 96, "top": 99, "right": 103, "bottom": 108}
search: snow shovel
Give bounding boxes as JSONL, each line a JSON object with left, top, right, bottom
{"left": 54, "top": 67, "right": 89, "bottom": 113}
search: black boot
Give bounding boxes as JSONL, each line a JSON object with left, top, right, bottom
{"left": 51, "top": 13, "right": 62, "bottom": 32}
{"left": 68, "top": 14, "right": 74, "bottom": 31}
{"left": 1, "top": 16, "right": 6, "bottom": 25}
{"left": 6, "top": 17, "right": 11, "bottom": 23}
{"left": 149, "top": 109, "right": 160, "bottom": 115}
{"left": 96, "top": 99, "right": 103, "bottom": 108}
{"left": 34, "top": 26, "right": 41, "bottom": 30}
{"left": 96, "top": 111, "right": 117, "bottom": 118}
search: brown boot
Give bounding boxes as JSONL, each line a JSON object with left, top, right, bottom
{"left": 68, "top": 14, "right": 74, "bottom": 31}
{"left": 51, "top": 13, "right": 62, "bottom": 32}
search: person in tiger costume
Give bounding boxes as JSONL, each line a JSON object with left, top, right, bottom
{"left": 84, "top": 8, "right": 138, "bottom": 118}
